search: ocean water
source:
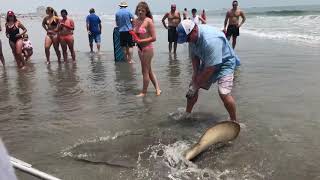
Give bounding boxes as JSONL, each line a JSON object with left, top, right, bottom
{"left": 204, "top": 5, "right": 320, "bottom": 45}
{"left": 99, "top": 5, "right": 320, "bottom": 45}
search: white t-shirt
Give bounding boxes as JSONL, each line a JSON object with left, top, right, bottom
{"left": 190, "top": 15, "right": 200, "bottom": 25}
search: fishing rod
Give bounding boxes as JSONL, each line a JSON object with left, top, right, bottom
{"left": 10, "top": 156, "right": 62, "bottom": 180}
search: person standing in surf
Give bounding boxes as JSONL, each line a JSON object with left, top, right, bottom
{"left": 133, "top": 1, "right": 161, "bottom": 97}
{"left": 0, "top": 13, "right": 5, "bottom": 67}
{"left": 201, "top": 9, "right": 207, "bottom": 24}
{"left": 161, "top": 4, "right": 181, "bottom": 54}
{"left": 182, "top": 8, "right": 189, "bottom": 20}
{"left": 42, "top": 7, "right": 61, "bottom": 64}
{"left": 115, "top": 2, "right": 135, "bottom": 63}
{"left": 190, "top": 8, "right": 206, "bottom": 25}
{"left": 5, "top": 11, "right": 27, "bottom": 69}
{"left": 86, "top": 8, "right": 102, "bottom": 53}
{"left": 223, "top": 0, "right": 246, "bottom": 49}
{"left": 58, "top": 9, "right": 76, "bottom": 62}
{"left": 176, "top": 20, "right": 239, "bottom": 121}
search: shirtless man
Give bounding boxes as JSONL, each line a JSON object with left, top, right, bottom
{"left": 162, "top": 4, "right": 181, "bottom": 54}
{"left": 223, "top": 0, "right": 246, "bottom": 49}
{"left": 183, "top": 8, "right": 188, "bottom": 20}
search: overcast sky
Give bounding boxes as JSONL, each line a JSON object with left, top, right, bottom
{"left": 1, "top": 0, "right": 319, "bottom": 14}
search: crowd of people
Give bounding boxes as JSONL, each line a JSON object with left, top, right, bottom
{"left": 0, "top": 8, "right": 75, "bottom": 68}
{"left": 0, "top": 0, "right": 246, "bottom": 120}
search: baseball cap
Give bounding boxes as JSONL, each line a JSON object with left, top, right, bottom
{"left": 176, "top": 19, "right": 195, "bottom": 44}
{"left": 7, "top": 11, "right": 15, "bottom": 16}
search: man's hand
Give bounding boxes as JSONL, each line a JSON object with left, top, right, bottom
{"left": 186, "top": 82, "right": 199, "bottom": 99}
{"left": 88, "top": 31, "right": 92, "bottom": 35}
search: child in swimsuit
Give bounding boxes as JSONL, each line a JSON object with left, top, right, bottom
{"left": 22, "top": 34, "right": 33, "bottom": 61}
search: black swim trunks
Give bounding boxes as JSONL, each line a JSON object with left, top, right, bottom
{"left": 168, "top": 26, "right": 178, "bottom": 43}
{"left": 120, "top": 31, "right": 134, "bottom": 47}
{"left": 226, "top": 25, "right": 239, "bottom": 37}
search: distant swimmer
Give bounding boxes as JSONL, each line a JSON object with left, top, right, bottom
{"left": 22, "top": 34, "right": 33, "bottom": 62}
{"left": 5, "top": 11, "right": 27, "bottom": 69}
{"left": 0, "top": 13, "right": 5, "bottom": 66}
{"left": 176, "top": 20, "right": 240, "bottom": 121}
{"left": 42, "top": 7, "right": 61, "bottom": 64}
{"left": 58, "top": 9, "right": 76, "bottom": 62}
{"left": 182, "top": 8, "right": 189, "bottom": 20}
{"left": 161, "top": 4, "right": 181, "bottom": 54}
{"left": 115, "top": 2, "right": 135, "bottom": 63}
{"left": 86, "top": 8, "right": 102, "bottom": 53}
{"left": 223, "top": 0, "right": 246, "bottom": 49}
{"left": 201, "top": 9, "right": 207, "bottom": 24}
{"left": 190, "top": 8, "right": 206, "bottom": 25}
{"left": 133, "top": 1, "right": 161, "bottom": 97}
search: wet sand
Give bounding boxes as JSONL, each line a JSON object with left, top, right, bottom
{"left": 0, "top": 17, "right": 320, "bottom": 180}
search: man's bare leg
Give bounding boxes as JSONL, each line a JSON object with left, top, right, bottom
{"left": 127, "top": 47, "right": 133, "bottom": 63}
{"left": 169, "top": 42, "right": 173, "bottom": 53}
{"left": 173, "top": 42, "right": 177, "bottom": 54}
{"left": 186, "top": 91, "right": 199, "bottom": 113}
{"left": 219, "top": 93, "right": 237, "bottom": 121}
{"left": 232, "top": 36, "right": 237, "bottom": 49}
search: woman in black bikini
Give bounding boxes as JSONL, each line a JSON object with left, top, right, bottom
{"left": 5, "top": 11, "right": 27, "bottom": 69}
{"left": 42, "top": 7, "right": 61, "bottom": 64}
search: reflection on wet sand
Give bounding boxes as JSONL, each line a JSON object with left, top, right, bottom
{"left": 114, "top": 62, "right": 137, "bottom": 95}
{"left": 167, "top": 53, "right": 181, "bottom": 88}
{"left": 15, "top": 64, "right": 36, "bottom": 121}
{"left": 47, "top": 63, "right": 83, "bottom": 113}
{"left": 0, "top": 70, "right": 10, "bottom": 103}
